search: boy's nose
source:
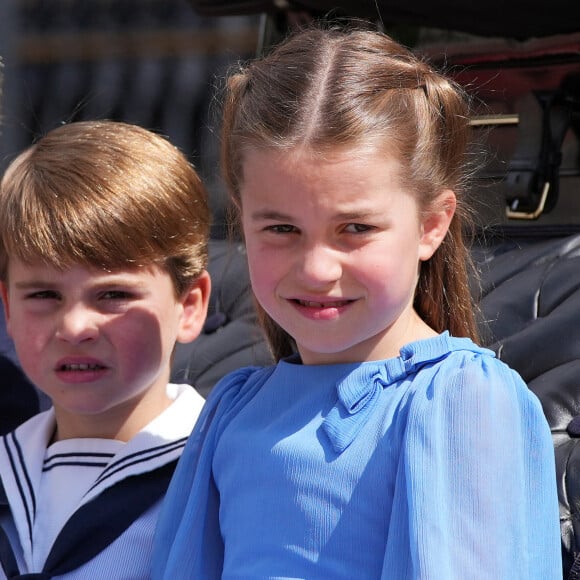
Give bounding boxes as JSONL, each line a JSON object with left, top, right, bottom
{"left": 56, "top": 305, "right": 99, "bottom": 344}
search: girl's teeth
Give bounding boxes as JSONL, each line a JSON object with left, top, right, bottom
{"left": 62, "top": 363, "right": 102, "bottom": 371}
{"left": 299, "top": 300, "right": 348, "bottom": 308}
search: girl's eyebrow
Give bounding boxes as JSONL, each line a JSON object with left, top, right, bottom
{"left": 250, "top": 210, "right": 294, "bottom": 221}
{"left": 250, "top": 209, "right": 379, "bottom": 221}
{"left": 333, "top": 210, "right": 377, "bottom": 221}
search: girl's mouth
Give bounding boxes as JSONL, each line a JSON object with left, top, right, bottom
{"left": 289, "top": 298, "right": 354, "bottom": 321}
{"left": 294, "top": 299, "right": 352, "bottom": 308}
{"left": 58, "top": 363, "right": 106, "bottom": 371}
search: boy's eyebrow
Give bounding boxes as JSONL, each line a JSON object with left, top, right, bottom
{"left": 12, "top": 275, "right": 146, "bottom": 289}
{"left": 13, "top": 280, "right": 59, "bottom": 290}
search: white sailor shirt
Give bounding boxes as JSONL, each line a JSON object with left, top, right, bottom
{"left": 0, "top": 383, "right": 204, "bottom": 579}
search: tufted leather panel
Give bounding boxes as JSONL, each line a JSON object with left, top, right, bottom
{"left": 476, "top": 233, "right": 580, "bottom": 577}
{"left": 170, "top": 238, "right": 274, "bottom": 398}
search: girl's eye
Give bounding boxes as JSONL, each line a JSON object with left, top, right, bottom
{"left": 265, "top": 224, "right": 297, "bottom": 234}
{"left": 343, "top": 223, "right": 374, "bottom": 234}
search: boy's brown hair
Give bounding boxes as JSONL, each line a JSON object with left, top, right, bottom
{"left": 0, "top": 120, "right": 210, "bottom": 296}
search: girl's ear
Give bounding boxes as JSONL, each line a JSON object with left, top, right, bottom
{"left": 418, "top": 189, "right": 457, "bottom": 262}
{"left": 176, "top": 270, "right": 211, "bottom": 344}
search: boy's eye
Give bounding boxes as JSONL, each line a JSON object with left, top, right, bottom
{"left": 100, "top": 290, "right": 134, "bottom": 300}
{"left": 26, "top": 290, "right": 60, "bottom": 300}
{"left": 343, "top": 223, "right": 374, "bottom": 233}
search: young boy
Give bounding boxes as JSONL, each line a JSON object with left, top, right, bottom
{"left": 0, "top": 120, "right": 211, "bottom": 578}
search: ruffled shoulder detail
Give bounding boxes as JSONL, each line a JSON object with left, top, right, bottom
{"left": 322, "top": 332, "right": 492, "bottom": 453}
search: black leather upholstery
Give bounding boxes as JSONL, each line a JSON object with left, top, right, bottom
{"left": 476, "top": 234, "right": 580, "bottom": 577}
{"left": 170, "top": 239, "right": 273, "bottom": 398}
{"left": 0, "top": 355, "right": 40, "bottom": 435}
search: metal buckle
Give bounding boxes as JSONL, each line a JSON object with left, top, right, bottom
{"left": 505, "top": 181, "right": 550, "bottom": 220}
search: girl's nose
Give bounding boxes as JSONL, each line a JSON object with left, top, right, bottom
{"left": 296, "top": 244, "right": 343, "bottom": 286}
{"left": 55, "top": 305, "right": 99, "bottom": 344}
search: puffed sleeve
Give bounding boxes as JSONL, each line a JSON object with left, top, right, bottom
{"left": 151, "top": 365, "right": 275, "bottom": 580}
{"left": 382, "top": 351, "right": 562, "bottom": 579}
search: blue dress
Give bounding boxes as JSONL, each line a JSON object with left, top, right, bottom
{"left": 152, "top": 332, "right": 562, "bottom": 579}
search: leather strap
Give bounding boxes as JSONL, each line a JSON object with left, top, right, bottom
{"left": 505, "top": 90, "right": 574, "bottom": 218}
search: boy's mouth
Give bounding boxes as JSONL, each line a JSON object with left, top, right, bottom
{"left": 54, "top": 358, "right": 110, "bottom": 383}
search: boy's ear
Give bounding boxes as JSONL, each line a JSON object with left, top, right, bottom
{"left": 176, "top": 270, "right": 211, "bottom": 344}
{"left": 418, "top": 189, "right": 456, "bottom": 262}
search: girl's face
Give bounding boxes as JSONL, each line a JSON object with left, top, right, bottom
{"left": 240, "top": 148, "right": 455, "bottom": 365}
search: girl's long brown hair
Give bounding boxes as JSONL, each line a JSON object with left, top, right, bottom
{"left": 221, "top": 26, "right": 479, "bottom": 361}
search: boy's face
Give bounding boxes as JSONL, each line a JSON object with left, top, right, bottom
{"left": 0, "top": 259, "right": 210, "bottom": 441}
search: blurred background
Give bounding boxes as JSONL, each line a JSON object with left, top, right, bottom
{"left": 0, "top": 0, "right": 270, "bottom": 415}
{"left": 0, "top": 0, "right": 261, "bottom": 238}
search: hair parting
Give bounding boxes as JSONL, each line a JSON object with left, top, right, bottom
{"left": 221, "top": 26, "right": 480, "bottom": 359}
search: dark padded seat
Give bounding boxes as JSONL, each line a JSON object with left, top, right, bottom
{"left": 170, "top": 238, "right": 273, "bottom": 398}
{"left": 475, "top": 233, "right": 580, "bottom": 577}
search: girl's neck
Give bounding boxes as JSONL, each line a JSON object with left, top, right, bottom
{"left": 297, "top": 312, "right": 438, "bottom": 366}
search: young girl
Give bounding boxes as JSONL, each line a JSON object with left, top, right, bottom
{"left": 152, "top": 27, "right": 562, "bottom": 578}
